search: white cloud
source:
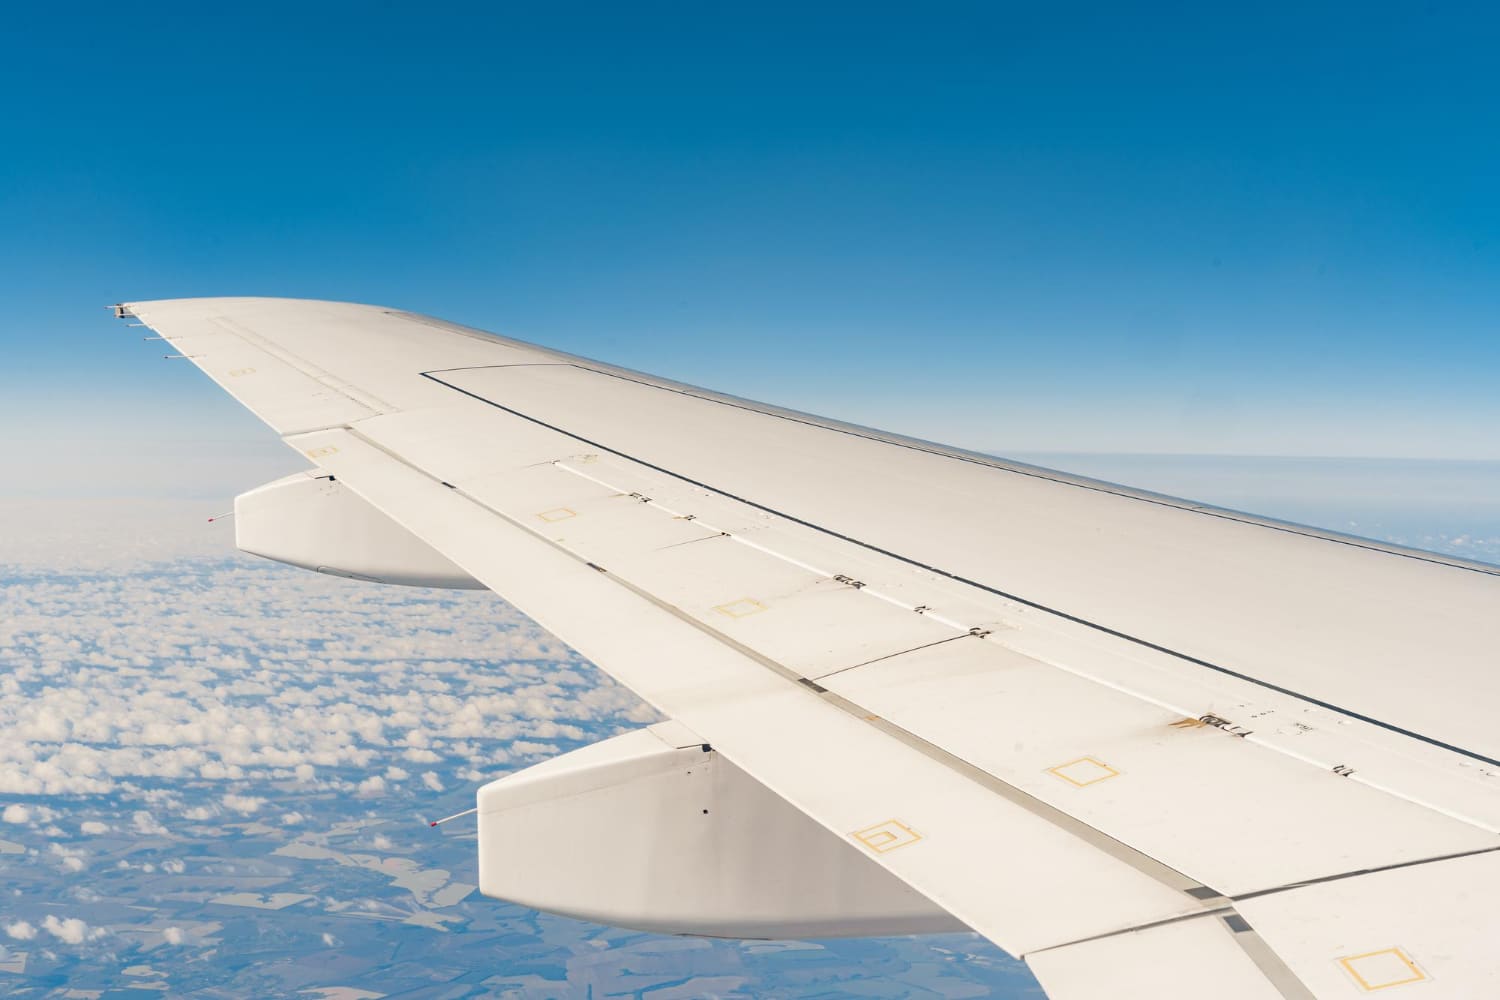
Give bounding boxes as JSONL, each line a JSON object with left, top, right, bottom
{"left": 48, "top": 843, "right": 85, "bottom": 872}
{"left": 221, "top": 794, "right": 265, "bottom": 815}
{"left": 0, "top": 557, "right": 626, "bottom": 801}
{"left": 41, "top": 914, "right": 90, "bottom": 945}
{"left": 132, "top": 811, "right": 169, "bottom": 836}
{"left": 163, "top": 926, "right": 184, "bottom": 945}
{"left": 0, "top": 528, "right": 658, "bottom": 976}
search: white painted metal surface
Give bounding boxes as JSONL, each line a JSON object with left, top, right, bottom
{"left": 429, "top": 362, "right": 1500, "bottom": 766}
{"left": 122, "top": 297, "right": 1500, "bottom": 999}
{"left": 1026, "top": 914, "right": 1294, "bottom": 1000}
{"left": 235, "top": 471, "right": 482, "bottom": 588}
{"left": 477, "top": 723, "right": 962, "bottom": 938}
{"left": 1236, "top": 852, "right": 1500, "bottom": 997}
{"left": 824, "top": 637, "right": 1497, "bottom": 896}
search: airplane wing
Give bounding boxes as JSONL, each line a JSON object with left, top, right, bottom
{"left": 120, "top": 297, "right": 1500, "bottom": 999}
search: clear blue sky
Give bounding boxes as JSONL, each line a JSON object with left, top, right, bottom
{"left": 3, "top": 1, "right": 1498, "bottom": 498}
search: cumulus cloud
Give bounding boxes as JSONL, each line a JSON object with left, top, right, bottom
{"left": 0, "top": 521, "right": 675, "bottom": 988}
{"left": 0, "top": 557, "right": 643, "bottom": 804}
{"left": 0, "top": 521, "right": 654, "bottom": 925}
{"left": 42, "top": 914, "right": 93, "bottom": 945}
{"left": 132, "top": 812, "right": 169, "bottom": 836}
{"left": 221, "top": 794, "right": 265, "bottom": 815}
{"left": 50, "top": 844, "right": 86, "bottom": 872}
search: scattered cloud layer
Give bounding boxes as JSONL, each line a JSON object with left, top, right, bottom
{"left": 0, "top": 552, "right": 653, "bottom": 809}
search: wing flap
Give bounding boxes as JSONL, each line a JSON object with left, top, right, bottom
{"left": 825, "top": 638, "right": 1498, "bottom": 896}
{"left": 1026, "top": 913, "right": 1307, "bottom": 1000}
{"left": 1236, "top": 851, "right": 1500, "bottom": 996}
{"left": 286, "top": 424, "right": 1208, "bottom": 956}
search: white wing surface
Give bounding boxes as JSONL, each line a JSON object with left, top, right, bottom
{"left": 122, "top": 297, "right": 1500, "bottom": 998}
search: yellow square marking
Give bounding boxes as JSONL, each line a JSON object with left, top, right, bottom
{"left": 304, "top": 446, "right": 339, "bottom": 459}
{"left": 536, "top": 507, "right": 577, "bottom": 523}
{"left": 713, "top": 598, "right": 766, "bottom": 619}
{"left": 1047, "top": 756, "right": 1120, "bottom": 787}
{"left": 1339, "top": 948, "right": 1426, "bottom": 991}
{"left": 851, "top": 820, "right": 921, "bottom": 854}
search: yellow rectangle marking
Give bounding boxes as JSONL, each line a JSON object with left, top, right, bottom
{"left": 1339, "top": 948, "right": 1426, "bottom": 991}
{"left": 537, "top": 507, "right": 577, "bottom": 523}
{"left": 713, "top": 598, "right": 766, "bottom": 619}
{"left": 851, "top": 820, "right": 922, "bottom": 854}
{"left": 1047, "top": 756, "right": 1120, "bottom": 787}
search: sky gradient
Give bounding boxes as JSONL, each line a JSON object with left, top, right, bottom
{"left": 2, "top": 8, "right": 1499, "bottom": 993}
{"left": 2, "top": 1, "right": 1497, "bottom": 500}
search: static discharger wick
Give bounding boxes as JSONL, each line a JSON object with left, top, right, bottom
{"left": 206, "top": 512, "right": 234, "bottom": 523}
{"left": 429, "top": 808, "right": 477, "bottom": 828}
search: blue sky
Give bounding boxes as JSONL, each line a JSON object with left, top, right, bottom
{"left": 2, "top": 1, "right": 1498, "bottom": 499}
{"left": 1, "top": 8, "right": 1498, "bottom": 992}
